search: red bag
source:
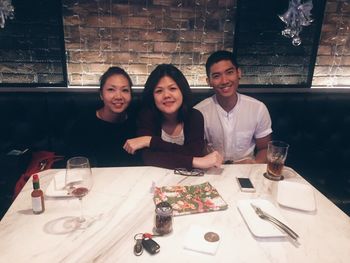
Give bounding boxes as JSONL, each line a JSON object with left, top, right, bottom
{"left": 13, "top": 151, "right": 64, "bottom": 200}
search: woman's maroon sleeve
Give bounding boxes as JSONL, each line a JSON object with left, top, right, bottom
{"left": 138, "top": 109, "right": 206, "bottom": 169}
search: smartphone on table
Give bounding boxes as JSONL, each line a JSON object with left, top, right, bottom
{"left": 236, "top": 177, "right": 255, "bottom": 192}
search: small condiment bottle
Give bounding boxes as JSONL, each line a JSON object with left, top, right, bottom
{"left": 155, "top": 201, "right": 173, "bottom": 235}
{"left": 31, "top": 174, "right": 45, "bottom": 214}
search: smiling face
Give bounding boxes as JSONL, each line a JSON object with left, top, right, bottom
{"left": 153, "top": 76, "right": 183, "bottom": 118}
{"left": 207, "top": 60, "right": 241, "bottom": 100}
{"left": 100, "top": 74, "right": 132, "bottom": 114}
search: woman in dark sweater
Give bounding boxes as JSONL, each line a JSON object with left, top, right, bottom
{"left": 67, "top": 67, "right": 141, "bottom": 167}
{"left": 123, "top": 64, "right": 222, "bottom": 169}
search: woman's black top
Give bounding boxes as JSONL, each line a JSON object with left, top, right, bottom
{"left": 67, "top": 107, "right": 141, "bottom": 167}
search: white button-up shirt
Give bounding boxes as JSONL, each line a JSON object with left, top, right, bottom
{"left": 195, "top": 93, "right": 272, "bottom": 162}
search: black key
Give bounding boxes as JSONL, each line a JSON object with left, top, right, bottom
{"left": 142, "top": 238, "right": 160, "bottom": 255}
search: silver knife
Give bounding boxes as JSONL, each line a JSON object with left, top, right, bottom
{"left": 250, "top": 203, "right": 299, "bottom": 240}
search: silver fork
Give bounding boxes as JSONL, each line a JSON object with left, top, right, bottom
{"left": 250, "top": 203, "right": 299, "bottom": 241}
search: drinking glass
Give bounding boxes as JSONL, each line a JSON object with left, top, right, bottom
{"left": 264, "top": 141, "right": 289, "bottom": 181}
{"left": 65, "top": 156, "right": 93, "bottom": 225}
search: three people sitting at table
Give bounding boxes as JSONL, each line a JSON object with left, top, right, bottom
{"left": 69, "top": 50, "right": 272, "bottom": 168}
{"left": 195, "top": 50, "right": 272, "bottom": 164}
{"left": 123, "top": 64, "right": 223, "bottom": 169}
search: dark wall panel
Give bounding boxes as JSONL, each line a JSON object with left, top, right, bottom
{"left": 0, "top": 0, "right": 67, "bottom": 87}
{"left": 234, "top": 0, "right": 326, "bottom": 88}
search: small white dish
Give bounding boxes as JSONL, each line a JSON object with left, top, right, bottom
{"left": 45, "top": 171, "right": 70, "bottom": 197}
{"left": 277, "top": 180, "right": 316, "bottom": 211}
{"left": 183, "top": 225, "right": 221, "bottom": 255}
{"left": 237, "top": 199, "right": 288, "bottom": 238}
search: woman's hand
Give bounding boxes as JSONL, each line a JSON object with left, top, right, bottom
{"left": 192, "top": 151, "right": 223, "bottom": 169}
{"left": 123, "top": 136, "right": 152, "bottom": 154}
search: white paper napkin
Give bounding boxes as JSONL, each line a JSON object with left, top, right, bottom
{"left": 45, "top": 171, "right": 69, "bottom": 197}
{"left": 183, "top": 225, "right": 221, "bottom": 255}
{"left": 54, "top": 171, "right": 66, "bottom": 190}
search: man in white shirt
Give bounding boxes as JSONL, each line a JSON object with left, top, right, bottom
{"left": 195, "top": 50, "right": 272, "bottom": 164}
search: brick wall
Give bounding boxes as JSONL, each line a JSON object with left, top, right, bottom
{"left": 313, "top": 0, "right": 350, "bottom": 87}
{"left": 1, "top": 0, "right": 349, "bottom": 88}
{"left": 64, "top": 0, "right": 350, "bottom": 88}
{"left": 63, "top": 0, "right": 235, "bottom": 86}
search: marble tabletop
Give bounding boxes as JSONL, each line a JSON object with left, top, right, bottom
{"left": 0, "top": 164, "right": 349, "bottom": 263}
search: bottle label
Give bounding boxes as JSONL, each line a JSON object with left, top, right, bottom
{"left": 32, "top": 196, "right": 43, "bottom": 213}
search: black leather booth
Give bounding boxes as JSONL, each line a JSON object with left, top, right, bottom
{"left": 1, "top": 89, "right": 349, "bottom": 218}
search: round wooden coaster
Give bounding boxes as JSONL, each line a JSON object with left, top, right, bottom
{"left": 263, "top": 172, "right": 284, "bottom": 181}
{"left": 204, "top": 231, "right": 220, "bottom": 242}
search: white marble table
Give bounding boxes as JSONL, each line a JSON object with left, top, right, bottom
{"left": 0, "top": 164, "right": 349, "bottom": 263}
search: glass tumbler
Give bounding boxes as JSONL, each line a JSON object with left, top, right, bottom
{"left": 154, "top": 201, "right": 173, "bottom": 235}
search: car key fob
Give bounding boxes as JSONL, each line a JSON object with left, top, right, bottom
{"left": 142, "top": 238, "right": 160, "bottom": 255}
{"left": 134, "top": 238, "right": 143, "bottom": 256}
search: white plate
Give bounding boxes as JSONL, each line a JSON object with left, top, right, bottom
{"left": 277, "top": 180, "right": 316, "bottom": 211}
{"left": 237, "top": 199, "right": 288, "bottom": 238}
{"left": 45, "top": 171, "right": 70, "bottom": 197}
{"left": 282, "top": 166, "right": 298, "bottom": 179}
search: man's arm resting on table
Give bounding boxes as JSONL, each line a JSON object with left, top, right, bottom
{"left": 254, "top": 134, "right": 271, "bottom": 163}
{"left": 234, "top": 134, "right": 271, "bottom": 164}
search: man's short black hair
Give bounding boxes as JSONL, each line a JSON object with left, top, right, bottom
{"left": 205, "top": 50, "right": 239, "bottom": 77}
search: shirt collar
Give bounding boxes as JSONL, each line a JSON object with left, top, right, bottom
{"left": 213, "top": 93, "right": 241, "bottom": 116}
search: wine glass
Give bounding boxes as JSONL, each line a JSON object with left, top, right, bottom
{"left": 65, "top": 156, "right": 93, "bottom": 226}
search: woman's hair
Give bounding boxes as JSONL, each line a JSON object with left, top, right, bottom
{"left": 99, "top": 66, "right": 133, "bottom": 92}
{"left": 142, "top": 64, "right": 193, "bottom": 122}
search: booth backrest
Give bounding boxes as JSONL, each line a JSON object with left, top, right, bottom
{"left": 1, "top": 89, "right": 349, "bottom": 217}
